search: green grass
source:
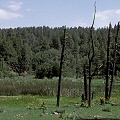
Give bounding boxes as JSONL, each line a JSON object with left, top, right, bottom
{"left": 0, "top": 76, "right": 119, "bottom": 119}
{"left": 0, "top": 76, "right": 83, "bottom": 96}
{"left": 0, "top": 95, "right": 120, "bottom": 120}
{"left": 0, "top": 76, "right": 119, "bottom": 97}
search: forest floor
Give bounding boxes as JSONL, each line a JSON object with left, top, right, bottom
{"left": 0, "top": 95, "right": 120, "bottom": 120}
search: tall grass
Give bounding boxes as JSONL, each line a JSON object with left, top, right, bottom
{"left": 0, "top": 76, "right": 119, "bottom": 97}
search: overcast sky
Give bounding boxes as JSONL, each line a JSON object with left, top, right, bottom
{"left": 0, "top": 0, "right": 120, "bottom": 29}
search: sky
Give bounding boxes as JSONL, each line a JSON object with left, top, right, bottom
{"left": 0, "top": 0, "right": 120, "bottom": 29}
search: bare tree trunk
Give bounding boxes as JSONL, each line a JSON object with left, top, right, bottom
{"left": 88, "top": 2, "right": 96, "bottom": 107}
{"left": 84, "top": 64, "right": 88, "bottom": 100}
{"left": 57, "top": 26, "right": 66, "bottom": 107}
{"left": 109, "top": 22, "right": 120, "bottom": 99}
{"left": 105, "top": 23, "right": 111, "bottom": 102}
{"left": 88, "top": 60, "right": 92, "bottom": 107}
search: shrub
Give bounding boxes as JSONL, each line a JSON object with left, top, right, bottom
{"left": 35, "top": 67, "right": 47, "bottom": 79}
{"left": 35, "top": 62, "right": 59, "bottom": 79}
{"left": 0, "top": 60, "right": 18, "bottom": 78}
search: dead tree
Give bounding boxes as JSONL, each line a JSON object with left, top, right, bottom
{"left": 88, "top": 1, "right": 96, "bottom": 107}
{"left": 109, "top": 22, "right": 120, "bottom": 99}
{"left": 105, "top": 23, "right": 112, "bottom": 101}
{"left": 83, "top": 64, "right": 88, "bottom": 100}
{"left": 57, "top": 26, "right": 66, "bottom": 107}
{"left": 83, "top": 64, "right": 103, "bottom": 104}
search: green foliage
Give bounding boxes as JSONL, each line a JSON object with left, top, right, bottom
{"left": 115, "top": 76, "right": 120, "bottom": 81}
{"left": 35, "top": 62, "right": 59, "bottom": 79}
{"left": 0, "top": 59, "right": 18, "bottom": 78}
{"left": 35, "top": 65, "right": 48, "bottom": 79}
{"left": 0, "top": 25, "right": 120, "bottom": 78}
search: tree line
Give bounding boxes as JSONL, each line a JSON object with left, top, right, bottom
{"left": 0, "top": 25, "right": 120, "bottom": 78}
